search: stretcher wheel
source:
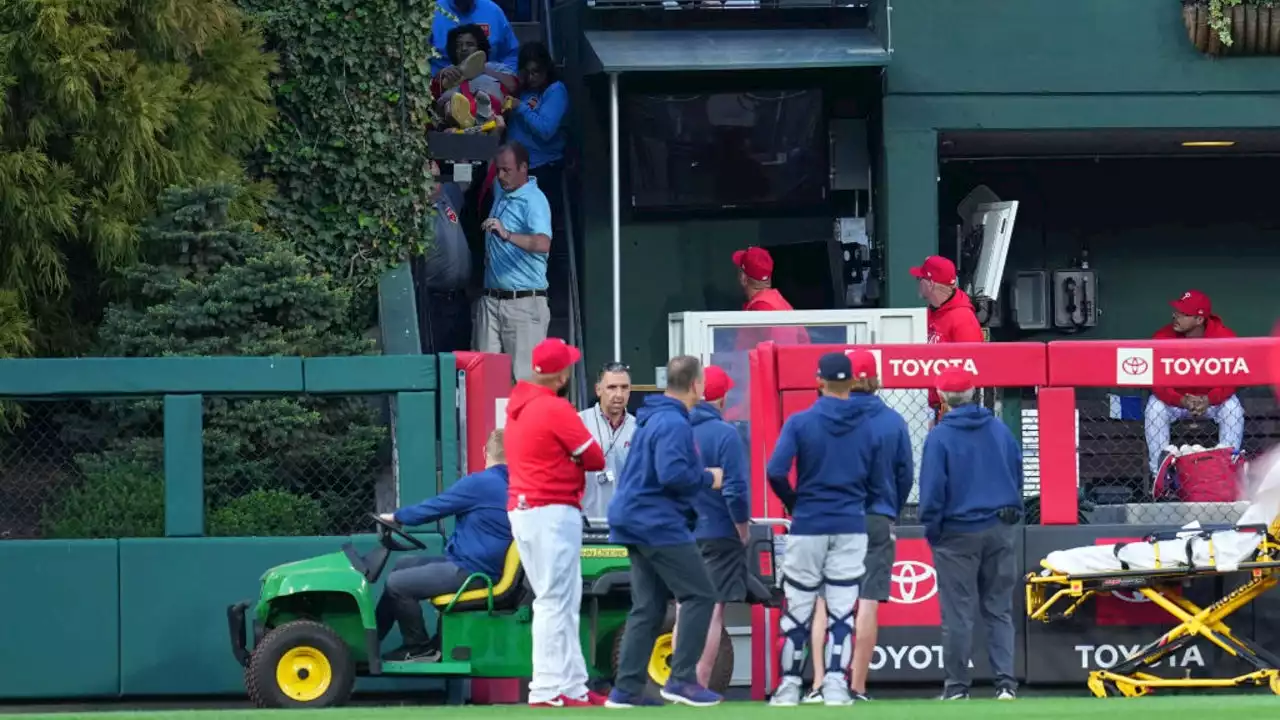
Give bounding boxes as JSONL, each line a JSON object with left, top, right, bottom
{"left": 1269, "top": 672, "right": 1280, "bottom": 696}
{"left": 1086, "top": 673, "right": 1109, "bottom": 698}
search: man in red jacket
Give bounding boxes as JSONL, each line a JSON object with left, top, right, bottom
{"left": 1143, "top": 290, "right": 1244, "bottom": 477}
{"left": 504, "top": 338, "right": 608, "bottom": 707}
{"left": 910, "top": 255, "right": 985, "bottom": 414}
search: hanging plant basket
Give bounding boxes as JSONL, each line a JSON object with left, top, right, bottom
{"left": 1184, "top": 0, "right": 1280, "bottom": 56}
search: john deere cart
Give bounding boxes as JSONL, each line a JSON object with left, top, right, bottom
{"left": 228, "top": 514, "right": 781, "bottom": 708}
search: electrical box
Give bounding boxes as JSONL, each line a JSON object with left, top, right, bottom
{"left": 1012, "top": 270, "right": 1050, "bottom": 330}
{"left": 1052, "top": 269, "right": 1099, "bottom": 329}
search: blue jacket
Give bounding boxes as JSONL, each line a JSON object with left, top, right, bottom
{"left": 394, "top": 465, "right": 513, "bottom": 579}
{"left": 918, "top": 404, "right": 1024, "bottom": 544}
{"left": 430, "top": 0, "right": 520, "bottom": 74}
{"left": 766, "top": 395, "right": 882, "bottom": 536}
{"left": 858, "top": 393, "right": 915, "bottom": 520}
{"left": 608, "top": 395, "right": 716, "bottom": 547}
{"left": 506, "top": 81, "right": 568, "bottom": 169}
{"left": 690, "top": 402, "right": 750, "bottom": 542}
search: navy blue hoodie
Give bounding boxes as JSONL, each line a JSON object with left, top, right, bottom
{"left": 394, "top": 465, "right": 513, "bottom": 578}
{"left": 766, "top": 394, "right": 884, "bottom": 536}
{"left": 858, "top": 394, "right": 915, "bottom": 520}
{"left": 918, "top": 404, "right": 1024, "bottom": 544}
{"left": 608, "top": 395, "right": 715, "bottom": 547}
{"left": 690, "top": 402, "right": 750, "bottom": 542}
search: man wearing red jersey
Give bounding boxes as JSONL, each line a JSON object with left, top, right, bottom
{"left": 504, "top": 338, "right": 607, "bottom": 707}
{"left": 910, "top": 255, "right": 985, "bottom": 414}
{"left": 1144, "top": 290, "right": 1243, "bottom": 477}
{"left": 733, "top": 247, "right": 809, "bottom": 347}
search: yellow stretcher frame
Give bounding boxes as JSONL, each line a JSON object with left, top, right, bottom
{"left": 1025, "top": 519, "right": 1280, "bottom": 698}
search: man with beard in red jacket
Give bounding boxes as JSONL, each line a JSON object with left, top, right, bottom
{"left": 504, "top": 338, "right": 608, "bottom": 707}
{"left": 1144, "top": 290, "right": 1244, "bottom": 478}
{"left": 910, "top": 255, "right": 985, "bottom": 417}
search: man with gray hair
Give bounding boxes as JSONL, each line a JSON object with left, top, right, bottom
{"left": 918, "top": 367, "right": 1023, "bottom": 701}
{"left": 579, "top": 362, "right": 636, "bottom": 521}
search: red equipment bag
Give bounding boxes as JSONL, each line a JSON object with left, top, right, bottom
{"left": 1153, "top": 446, "right": 1245, "bottom": 502}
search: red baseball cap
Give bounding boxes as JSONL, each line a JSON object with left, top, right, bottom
{"left": 732, "top": 247, "right": 774, "bottom": 282}
{"left": 530, "top": 338, "right": 581, "bottom": 375}
{"left": 909, "top": 256, "right": 957, "bottom": 285}
{"left": 1171, "top": 289, "right": 1211, "bottom": 317}
{"left": 935, "top": 366, "right": 975, "bottom": 393}
{"left": 703, "top": 365, "right": 734, "bottom": 402}
{"left": 846, "top": 350, "right": 878, "bottom": 379}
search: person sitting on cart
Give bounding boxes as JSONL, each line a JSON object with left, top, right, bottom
{"left": 375, "top": 428, "right": 513, "bottom": 662}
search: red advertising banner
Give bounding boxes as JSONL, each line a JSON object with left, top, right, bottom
{"left": 880, "top": 538, "right": 942, "bottom": 627}
{"left": 773, "top": 342, "right": 1047, "bottom": 391}
{"left": 1047, "top": 337, "right": 1280, "bottom": 388}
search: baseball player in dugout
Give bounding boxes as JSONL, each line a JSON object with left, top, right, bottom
{"left": 607, "top": 355, "right": 726, "bottom": 709}
{"left": 911, "top": 254, "right": 985, "bottom": 417}
{"left": 502, "top": 338, "right": 608, "bottom": 707}
{"left": 765, "top": 351, "right": 882, "bottom": 707}
{"left": 917, "top": 367, "right": 1023, "bottom": 701}
{"left": 1144, "top": 289, "right": 1244, "bottom": 478}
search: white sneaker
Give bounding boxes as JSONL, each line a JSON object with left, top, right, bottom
{"left": 996, "top": 689, "right": 1017, "bottom": 700}
{"left": 769, "top": 677, "right": 803, "bottom": 707}
{"left": 821, "top": 674, "right": 853, "bottom": 707}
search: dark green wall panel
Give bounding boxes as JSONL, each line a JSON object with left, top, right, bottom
{"left": 0, "top": 541, "right": 119, "bottom": 699}
{"left": 117, "top": 535, "right": 442, "bottom": 696}
{"left": 887, "top": 0, "right": 1280, "bottom": 96}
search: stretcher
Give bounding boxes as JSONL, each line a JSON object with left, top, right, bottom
{"left": 1025, "top": 454, "right": 1280, "bottom": 698}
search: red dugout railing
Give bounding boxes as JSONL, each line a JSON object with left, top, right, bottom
{"left": 743, "top": 336, "right": 1280, "bottom": 698}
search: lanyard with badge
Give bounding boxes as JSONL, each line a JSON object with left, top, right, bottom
{"left": 593, "top": 411, "right": 625, "bottom": 485}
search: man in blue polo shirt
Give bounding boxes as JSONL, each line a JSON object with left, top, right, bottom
{"left": 477, "top": 141, "right": 553, "bottom": 381}
{"left": 375, "top": 429, "right": 513, "bottom": 662}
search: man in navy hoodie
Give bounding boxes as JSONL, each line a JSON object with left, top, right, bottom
{"left": 376, "top": 429, "right": 513, "bottom": 662}
{"left": 765, "top": 351, "right": 889, "bottom": 707}
{"left": 687, "top": 365, "right": 750, "bottom": 688}
{"left": 918, "top": 367, "right": 1023, "bottom": 701}
{"left": 607, "top": 355, "right": 725, "bottom": 709}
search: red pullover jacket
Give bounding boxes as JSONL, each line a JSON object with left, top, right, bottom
{"left": 504, "top": 381, "right": 606, "bottom": 510}
{"left": 926, "top": 289, "right": 985, "bottom": 407}
{"left": 1152, "top": 315, "right": 1238, "bottom": 407}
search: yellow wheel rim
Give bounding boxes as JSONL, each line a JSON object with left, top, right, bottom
{"left": 275, "top": 645, "right": 333, "bottom": 702}
{"left": 647, "top": 633, "right": 674, "bottom": 686}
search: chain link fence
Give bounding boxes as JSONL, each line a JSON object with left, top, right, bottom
{"left": 0, "top": 399, "right": 162, "bottom": 540}
{"left": 202, "top": 394, "right": 392, "bottom": 537}
{"left": 1, "top": 394, "right": 393, "bottom": 540}
{"left": 1073, "top": 386, "right": 1271, "bottom": 526}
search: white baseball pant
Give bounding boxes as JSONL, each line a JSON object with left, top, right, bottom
{"left": 509, "top": 504, "right": 588, "bottom": 703}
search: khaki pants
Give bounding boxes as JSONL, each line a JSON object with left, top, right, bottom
{"left": 474, "top": 294, "right": 549, "bottom": 381}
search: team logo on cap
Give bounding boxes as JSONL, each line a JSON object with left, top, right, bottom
{"left": 1181, "top": 291, "right": 1191, "bottom": 300}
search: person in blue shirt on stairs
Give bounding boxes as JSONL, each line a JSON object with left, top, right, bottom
{"left": 429, "top": 0, "right": 520, "bottom": 75}
{"left": 607, "top": 355, "right": 725, "bottom": 709}
{"left": 918, "top": 367, "right": 1023, "bottom": 702}
{"left": 375, "top": 429, "right": 513, "bottom": 662}
{"left": 765, "top": 350, "right": 889, "bottom": 707}
{"left": 685, "top": 364, "right": 751, "bottom": 689}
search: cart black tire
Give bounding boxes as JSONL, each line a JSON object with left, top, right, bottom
{"left": 246, "top": 620, "right": 355, "bottom": 708}
{"left": 610, "top": 608, "right": 735, "bottom": 698}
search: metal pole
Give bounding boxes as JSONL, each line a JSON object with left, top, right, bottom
{"left": 609, "top": 72, "right": 622, "bottom": 362}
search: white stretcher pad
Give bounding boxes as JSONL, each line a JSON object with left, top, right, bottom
{"left": 1041, "top": 452, "right": 1280, "bottom": 576}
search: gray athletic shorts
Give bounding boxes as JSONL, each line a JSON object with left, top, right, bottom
{"left": 698, "top": 537, "right": 749, "bottom": 603}
{"left": 861, "top": 514, "right": 896, "bottom": 602}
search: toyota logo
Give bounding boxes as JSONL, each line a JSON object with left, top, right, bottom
{"left": 1121, "top": 356, "right": 1149, "bottom": 376}
{"left": 889, "top": 560, "right": 938, "bottom": 605}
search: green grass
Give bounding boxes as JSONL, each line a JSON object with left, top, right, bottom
{"left": 17, "top": 696, "right": 1280, "bottom": 720}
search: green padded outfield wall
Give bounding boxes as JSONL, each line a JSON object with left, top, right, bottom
{"left": 0, "top": 354, "right": 460, "bottom": 700}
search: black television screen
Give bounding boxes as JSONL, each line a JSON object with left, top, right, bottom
{"left": 625, "top": 89, "right": 827, "bottom": 212}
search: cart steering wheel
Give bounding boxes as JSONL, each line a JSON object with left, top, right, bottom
{"left": 370, "top": 513, "right": 428, "bottom": 552}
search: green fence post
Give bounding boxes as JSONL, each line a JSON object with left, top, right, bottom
{"left": 396, "top": 391, "right": 437, "bottom": 507}
{"left": 163, "top": 394, "right": 204, "bottom": 537}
